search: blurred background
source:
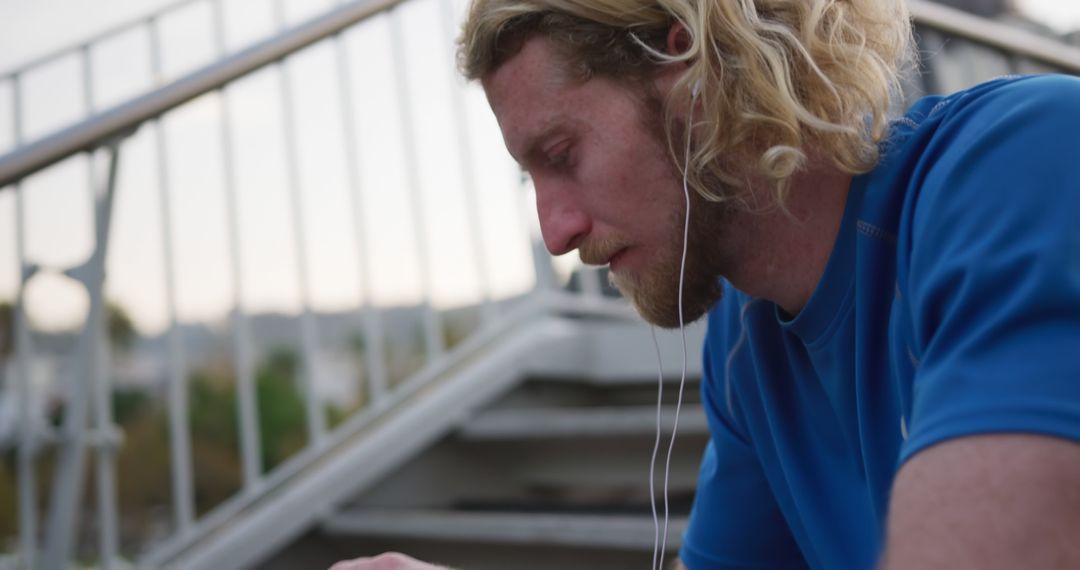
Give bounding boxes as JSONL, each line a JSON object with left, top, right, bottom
{"left": 0, "top": 0, "right": 1078, "bottom": 568}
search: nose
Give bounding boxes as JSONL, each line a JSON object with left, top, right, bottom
{"left": 534, "top": 182, "right": 591, "bottom": 256}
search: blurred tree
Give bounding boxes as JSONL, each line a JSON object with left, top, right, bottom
{"left": 106, "top": 303, "right": 137, "bottom": 353}
{"left": 112, "top": 388, "right": 151, "bottom": 427}
{"left": 188, "top": 369, "right": 241, "bottom": 514}
{"left": 255, "top": 348, "right": 307, "bottom": 470}
{"left": 0, "top": 301, "right": 12, "bottom": 361}
{"left": 0, "top": 301, "right": 13, "bottom": 397}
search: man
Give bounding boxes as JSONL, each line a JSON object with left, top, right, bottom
{"left": 333, "top": 0, "right": 1080, "bottom": 568}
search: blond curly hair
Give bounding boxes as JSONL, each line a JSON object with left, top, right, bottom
{"left": 459, "top": 0, "right": 914, "bottom": 207}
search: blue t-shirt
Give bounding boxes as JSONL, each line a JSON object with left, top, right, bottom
{"left": 680, "top": 75, "right": 1080, "bottom": 570}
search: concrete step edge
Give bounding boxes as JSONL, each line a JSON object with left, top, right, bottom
{"left": 459, "top": 404, "right": 708, "bottom": 440}
{"left": 322, "top": 507, "right": 687, "bottom": 551}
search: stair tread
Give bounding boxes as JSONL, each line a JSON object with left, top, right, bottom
{"left": 460, "top": 404, "right": 708, "bottom": 439}
{"left": 323, "top": 507, "right": 687, "bottom": 550}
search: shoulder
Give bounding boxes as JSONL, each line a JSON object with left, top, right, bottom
{"left": 886, "top": 75, "right": 1080, "bottom": 160}
{"left": 901, "top": 75, "right": 1080, "bottom": 233}
{"left": 916, "top": 74, "right": 1080, "bottom": 157}
{"left": 925, "top": 74, "right": 1080, "bottom": 124}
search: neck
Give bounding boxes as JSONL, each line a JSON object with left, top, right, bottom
{"left": 725, "top": 163, "right": 852, "bottom": 316}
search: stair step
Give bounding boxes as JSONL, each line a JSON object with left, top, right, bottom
{"left": 322, "top": 508, "right": 687, "bottom": 551}
{"left": 460, "top": 404, "right": 708, "bottom": 440}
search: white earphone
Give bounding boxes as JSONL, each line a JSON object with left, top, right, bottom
{"left": 649, "top": 75, "right": 700, "bottom": 570}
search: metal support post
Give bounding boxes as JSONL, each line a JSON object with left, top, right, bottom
{"left": 90, "top": 143, "right": 123, "bottom": 570}
{"left": 42, "top": 139, "right": 124, "bottom": 570}
{"left": 277, "top": 58, "right": 327, "bottom": 446}
{"left": 213, "top": 0, "right": 264, "bottom": 492}
{"left": 389, "top": 8, "right": 446, "bottom": 364}
{"left": 437, "top": 0, "right": 496, "bottom": 324}
{"left": 149, "top": 22, "right": 199, "bottom": 533}
{"left": 332, "top": 33, "right": 389, "bottom": 404}
{"left": 11, "top": 70, "right": 41, "bottom": 570}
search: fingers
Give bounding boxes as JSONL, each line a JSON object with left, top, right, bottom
{"left": 328, "top": 552, "right": 446, "bottom": 570}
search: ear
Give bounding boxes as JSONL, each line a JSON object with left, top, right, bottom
{"left": 654, "top": 22, "right": 692, "bottom": 101}
{"left": 666, "top": 21, "right": 692, "bottom": 56}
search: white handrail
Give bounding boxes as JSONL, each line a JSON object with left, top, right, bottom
{"left": 909, "top": 0, "right": 1080, "bottom": 72}
{"left": 0, "top": 0, "right": 407, "bottom": 188}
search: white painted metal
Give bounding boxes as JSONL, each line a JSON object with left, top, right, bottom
{"left": 13, "top": 71, "right": 39, "bottom": 568}
{"left": 161, "top": 316, "right": 580, "bottom": 570}
{"left": 389, "top": 7, "right": 447, "bottom": 364}
{"left": 518, "top": 296, "right": 706, "bottom": 382}
{"left": 212, "top": 0, "right": 264, "bottom": 496}
{"left": 149, "top": 15, "right": 200, "bottom": 539}
{"left": 579, "top": 268, "right": 605, "bottom": 298}
{"left": 323, "top": 508, "right": 688, "bottom": 550}
{"left": 13, "top": 201, "right": 38, "bottom": 569}
{"left": 277, "top": 57, "right": 329, "bottom": 446}
{"left": 140, "top": 296, "right": 554, "bottom": 567}
{"left": 271, "top": 0, "right": 328, "bottom": 446}
{"left": 40, "top": 285, "right": 91, "bottom": 564}
{"left": 437, "top": 0, "right": 497, "bottom": 325}
{"left": 90, "top": 145, "right": 123, "bottom": 570}
{"left": 0, "top": 0, "right": 203, "bottom": 79}
{"left": 530, "top": 238, "right": 560, "bottom": 293}
{"left": 80, "top": 42, "right": 122, "bottom": 570}
{"left": 332, "top": 31, "right": 391, "bottom": 403}
{"left": 460, "top": 404, "right": 708, "bottom": 440}
{"left": 41, "top": 141, "right": 124, "bottom": 570}
{"left": 908, "top": 0, "right": 1080, "bottom": 72}
{"left": 0, "top": 0, "right": 412, "bottom": 188}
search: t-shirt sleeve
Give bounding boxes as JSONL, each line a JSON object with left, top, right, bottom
{"left": 899, "top": 75, "right": 1080, "bottom": 464}
{"left": 680, "top": 300, "right": 808, "bottom": 569}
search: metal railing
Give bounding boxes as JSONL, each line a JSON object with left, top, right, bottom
{"left": 1, "top": 0, "right": 556, "bottom": 567}
{"left": 0, "top": 0, "right": 1078, "bottom": 568}
{"left": 908, "top": 0, "right": 1080, "bottom": 95}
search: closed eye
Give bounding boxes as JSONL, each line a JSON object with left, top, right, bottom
{"left": 544, "top": 142, "right": 574, "bottom": 170}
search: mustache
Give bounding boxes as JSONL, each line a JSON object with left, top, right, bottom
{"left": 578, "top": 237, "right": 629, "bottom": 266}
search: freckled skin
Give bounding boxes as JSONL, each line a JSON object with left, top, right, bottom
{"left": 482, "top": 36, "right": 733, "bottom": 326}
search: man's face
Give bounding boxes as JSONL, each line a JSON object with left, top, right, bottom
{"left": 483, "top": 36, "right": 732, "bottom": 327}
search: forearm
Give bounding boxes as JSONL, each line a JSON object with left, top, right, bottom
{"left": 879, "top": 434, "right": 1080, "bottom": 570}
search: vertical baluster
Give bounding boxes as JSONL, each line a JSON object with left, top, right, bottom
{"left": 332, "top": 32, "right": 389, "bottom": 404}
{"left": 436, "top": 0, "right": 496, "bottom": 322}
{"left": 81, "top": 44, "right": 121, "bottom": 570}
{"left": 389, "top": 8, "right": 446, "bottom": 363}
{"left": 88, "top": 143, "right": 122, "bottom": 570}
{"left": 273, "top": 4, "right": 328, "bottom": 445}
{"left": 149, "top": 16, "right": 198, "bottom": 534}
{"left": 11, "top": 71, "right": 40, "bottom": 570}
{"left": 212, "top": 0, "right": 264, "bottom": 492}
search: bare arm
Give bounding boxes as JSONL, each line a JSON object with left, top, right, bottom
{"left": 880, "top": 434, "right": 1080, "bottom": 570}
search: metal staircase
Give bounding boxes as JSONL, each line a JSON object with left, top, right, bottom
{"left": 168, "top": 313, "right": 709, "bottom": 569}
{"left": 0, "top": 1, "right": 1078, "bottom": 568}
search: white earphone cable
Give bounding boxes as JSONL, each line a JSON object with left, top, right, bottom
{"left": 650, "top": 81, "right": 697, "bottom": 570}
{"left": 648, "top": 327, "right": 666, "bottom": 570}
